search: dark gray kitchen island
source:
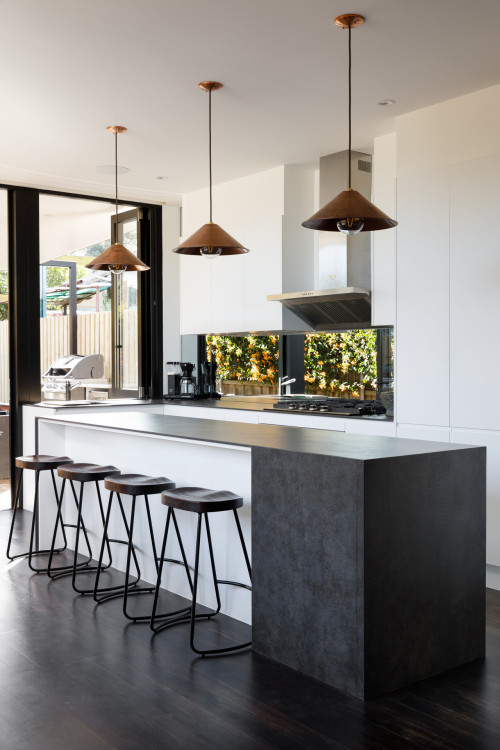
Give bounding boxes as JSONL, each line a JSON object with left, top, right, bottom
{"left": 32, "top": 410, "right": 486, "bottom": 699}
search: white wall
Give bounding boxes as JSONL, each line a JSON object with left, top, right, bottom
{"left": 381, "top": 83, "right": 500, "bottom": 569}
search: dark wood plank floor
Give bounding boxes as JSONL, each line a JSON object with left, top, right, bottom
{"left": 1, "top": 509, "right": 499, "bottom": 750}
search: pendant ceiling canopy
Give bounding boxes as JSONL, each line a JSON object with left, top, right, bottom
{"left": 302, "top": 13, "right": 397, "bottom": 234}
{"left": 174, "top": 81, "right": 249, "bottom": 257}
{"left": 86, "top": 126, "right": 150, "bottom": 273}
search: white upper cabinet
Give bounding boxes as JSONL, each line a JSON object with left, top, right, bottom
{"left": 179, "top": 165, "right": 314, "bottom": 334}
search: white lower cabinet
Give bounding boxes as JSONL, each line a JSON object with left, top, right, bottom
{"left": 345, "top": 420, "right": 396, "bottom": 437}
{"left": 163, "top": 405, "right": 259, "bottom": 423}
{"left": 258, "top": 412, "right": 345, "bottom": 431}
{"left": 396, "top": 424, "right": 450, "bottom": 442}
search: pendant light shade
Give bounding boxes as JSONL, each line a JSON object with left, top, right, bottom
{"left": 302, "top": 13, "right": 397, "bottom": 234}
{"left": 86, "top": 126, "right": 150, "bottom": 273}
{"left": 174, "top": 81, "right": 249, "bottom": 257}
{"left": 302, "top": 188, "right": 397, "bottom": 232}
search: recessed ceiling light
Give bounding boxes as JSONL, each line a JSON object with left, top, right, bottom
{"left": 96, "top": 165, "right": 130, "bottom": 174}
{"left": 377, "top": 99, "right": 396, "bottom": 107}
{"left": 155, "top": 176, "right": 169, "bottom": 180}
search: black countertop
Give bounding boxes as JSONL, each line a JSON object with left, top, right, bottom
{"left": 41, "top": 410, "right": 471, "bottom": 462}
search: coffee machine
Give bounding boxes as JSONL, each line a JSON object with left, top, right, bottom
{"left": 180, "top": 362, "right": 196, "bottom": 399}
{"left": 164, "top": 361, "right": 197, "bottom": 400}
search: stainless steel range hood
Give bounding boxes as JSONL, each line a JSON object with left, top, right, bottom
{"left": 268, "top": 150, "right": 373, "bottom": 331}
{"left": 267, "top": 287, "right": 371, "bottom": 331}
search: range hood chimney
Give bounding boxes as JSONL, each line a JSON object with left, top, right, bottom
{"left": 268, "top": 150, "right": 373, "bottom": 331}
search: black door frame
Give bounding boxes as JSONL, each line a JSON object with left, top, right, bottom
{"left": 5, "top": 183, "right": 163, "bottom": 502}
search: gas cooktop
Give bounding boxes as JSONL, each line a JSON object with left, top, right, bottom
{"left": 270, "top": 396, "right": 386, "bottom": 416}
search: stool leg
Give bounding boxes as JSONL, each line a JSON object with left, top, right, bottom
{"left": 94, "top": 492, "right": 141, "bottom": 603}
{"left": 6, "top": 468, "right": 24, "bottom": 561}
{"left": 122, "top": 496, "right": 157, "bottom": 622}
{"left": 150, "top": 508, "right": 194, "bottom": 632}
{"left": 190, "top": 511, "right": 252, "bottom": 657}
{"left": 233, "top": 509, "right": 252, "bottom": 580}
{"left": 189, "top": 513, "right": 204, "bottom": 653}
{"left": 47, "top": 477, "right": 67, "bottom": 576}
{"left": 28, "top": 470, "right": 68, "bottom": 573}
{"left": 144, "top": 495, "right": 159, "bottom": 575}
{"left": 95, "top": 481, "right": 113, "bottom": 570}
{"left": 48, "top": 479, "right": 93, "bottom": 580}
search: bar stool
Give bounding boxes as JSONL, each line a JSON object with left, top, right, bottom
{"left": 94, "top": 474, "right": 192, "bottom": 623}
{"left": 6, "top": 454, "right": 74, "bottom": 572}
{"left": 47, "top": 463, "right": 121, "bottom": 593}
{"left": 150, "top": 486, "right": 252, "bottom": 657}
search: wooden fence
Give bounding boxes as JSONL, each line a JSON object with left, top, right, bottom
{"left": 0, "top": 310, "right": 138, "bottom": 404}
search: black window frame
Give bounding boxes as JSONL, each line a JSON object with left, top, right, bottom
{"left": 6, "top": 183, "right": 163, "bottom": 500}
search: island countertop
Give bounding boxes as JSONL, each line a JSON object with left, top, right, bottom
{"left": 40, "top": 409, "right": 470, "bottom": 461}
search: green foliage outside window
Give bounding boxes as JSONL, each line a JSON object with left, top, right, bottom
{"left": 207, "top": 335, "right": 280, "bottom": 384}
{"left": 207, "top": 330, "right": 377, "bottom": 396}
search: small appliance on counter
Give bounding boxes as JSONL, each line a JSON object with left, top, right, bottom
{"left": 164, "top": 361, "right": 197, "bottom": 400}
{"left": 165, "top": 362, "right": 182, "bottom": 398}
{"left": 180, "top": 362, "right": 196, "bottom": 399}
{"left": 42, "top": 353, "right": 106, "bottom": 401}
{"left": 198, "top": 353, "right": 221, "bottom": 400}
{"left": 163, "top": 353, "right": 221, "bottom": 401}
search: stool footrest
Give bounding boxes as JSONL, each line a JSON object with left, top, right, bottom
{"left": 151, "top": 608, "right": 210, "bottom": 634}
{"left": 96, "top": 584, "right": 154, "bottom": 605}
{"left": 7, "top": 547, "right": 64, "bottom": 562}
{"left": 216, "top": 579, "right": 252, "bottom": 591}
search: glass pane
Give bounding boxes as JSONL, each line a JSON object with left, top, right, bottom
{"left": 114, "top": 215, "right": 138, "bottom": 391}
{"left": 39, "top": 195, "right": 135, "bottom": 401}
{"left": 206, "top": 335, "right": 279, "bottom": 396}
{"left": 304, "top": 331, "right": 380, "bottom": 399}
{"left": 0, "top": 188, "right": 10, "bottom": 508}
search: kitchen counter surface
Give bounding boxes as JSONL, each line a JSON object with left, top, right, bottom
{"left": 45, "top": 409, "right": 461, "bottom": 461}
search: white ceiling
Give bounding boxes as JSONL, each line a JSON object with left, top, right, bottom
{"left": 1, "top": 0, "right": 500, "bottom": 205}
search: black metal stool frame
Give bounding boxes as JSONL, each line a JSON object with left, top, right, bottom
{"left": 7, "top": 466, "right": 69, "bottom": 573}
{"left": 94, "top": 490, "right": 191, "bottom": 623}
{"left": 47, "top": 477, "right": 113, "bottom": 594}
{"left": 151, "top": 507, "right": 252, "bottom": 657}
{"left": 93, "top": 490, "right": 143, "bottom": 609}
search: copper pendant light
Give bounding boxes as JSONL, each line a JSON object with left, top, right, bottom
{"left": 173, "top": 82, "right": 249, "bottom": 257}
{"left": 302, "top": 14, "right": 397, "bottom": 234}
{"left": 86, "top": 126, "right": 150, "bottom": 273}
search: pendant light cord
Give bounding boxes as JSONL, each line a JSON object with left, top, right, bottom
{"left": 115, "top": 129, "right": 119, "bottom": 232}
{"left": 348, "top": 20, "right": 352, "bottom": 189}
{"left": 209, "top": 88, "right": 213, "bottom": 222}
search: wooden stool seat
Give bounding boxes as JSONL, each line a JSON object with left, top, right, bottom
{"left": 15, "top": 455, "right": 73, "bottom": 472}
{"left": 161, "top": 487, "right": 243, "bottom": 514}
{"left": 104, "top": 474, "right": 175, "bottom": 496}
{"left": 58, "top": 463, "right": 120, "bottom": 483}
